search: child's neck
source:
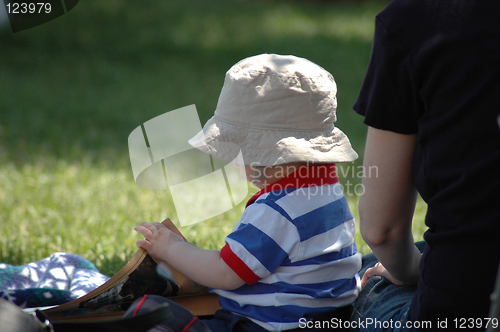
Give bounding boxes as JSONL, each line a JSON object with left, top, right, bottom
{"left": 251, "top": 162, "right": 308, "bottom": 189}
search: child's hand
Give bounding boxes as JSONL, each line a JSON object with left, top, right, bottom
{"left": 135, "top": 222, "right": 245, "bottom": 290}
{"left": 134, "top": 222, "right": 185, "bottom": 262}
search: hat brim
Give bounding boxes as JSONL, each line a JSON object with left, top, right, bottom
{"left": 188, "top": 116, "right": 358, "bottom": 166}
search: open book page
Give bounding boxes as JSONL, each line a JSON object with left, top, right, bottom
{"left": 44, "top": 219, "right": 220, "bottom": 322}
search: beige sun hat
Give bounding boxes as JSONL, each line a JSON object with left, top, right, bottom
{"left": 188, "top": 53, "right": 358, "bottom": 166}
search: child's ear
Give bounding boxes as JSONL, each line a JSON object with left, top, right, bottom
{"left": 251, "top": 166, "right": 267, "bottom": 184}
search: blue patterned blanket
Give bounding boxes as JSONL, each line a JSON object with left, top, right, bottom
{"left": 0, "top": 253, "right": 109, "bottom": 308}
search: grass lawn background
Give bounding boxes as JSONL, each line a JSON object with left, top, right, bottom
{"left": 0, "top": 0, "right": 427, "bottom": 276}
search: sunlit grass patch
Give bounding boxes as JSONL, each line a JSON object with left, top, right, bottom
{"left": 0, "top": 157, "right": 172, "bottom": 275}
{"left": 0, "top": 0, "right": 430, "bottom": 277}
{"left": 0, "top": 153, "right": 254, "bottom": 275}
{"left": 0, "top": 154, "right": 427, "bottom": 275}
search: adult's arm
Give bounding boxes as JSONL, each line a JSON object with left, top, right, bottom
{"left": 359, "top": 126, "right": 421, "bottom": 286}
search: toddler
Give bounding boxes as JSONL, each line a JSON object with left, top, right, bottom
{"left": 135, "top": 54, "right": 361, "bottom": 332}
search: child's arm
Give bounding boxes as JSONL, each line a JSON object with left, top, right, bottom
{"left": 134, "top": 222, "right": 245, "bottom": 290}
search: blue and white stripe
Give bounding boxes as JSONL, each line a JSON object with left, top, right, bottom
{"left": 214, "top": 183, "right": 361, "bottom": 331}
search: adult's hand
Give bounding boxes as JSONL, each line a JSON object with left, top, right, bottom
{"left": 361, "top": 262, "right": 407, "bottom": 288}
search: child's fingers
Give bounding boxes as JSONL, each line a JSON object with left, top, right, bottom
{"left": 136, "top": 239, "right": 152, "bottom": 251}
{"left": 134, "top": 223, "right": 157, "bottom": 239}
{"left": 140, "top": 222, "right": 157, "bottom": 228}
{"left": 138, "top": 222, "right": 157, "bottom": 230}
{"left": 150, "top": 222, "right": 164, "bottom": 230}
{"left": 134, "top": 225, "right": 149, "bottom": 237}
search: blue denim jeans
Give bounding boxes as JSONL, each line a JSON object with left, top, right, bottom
{"left": 350, "top": 241, "right": 426, "bottom": 332}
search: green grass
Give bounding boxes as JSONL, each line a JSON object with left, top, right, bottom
{"left": 0, "top": 0, "right": 426, "bottom": 276}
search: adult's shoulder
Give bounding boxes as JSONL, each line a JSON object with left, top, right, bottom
{"left": 378, "top": 0, "right": 500, "bottom": 34}
{"left": 375, "top": 0, "right": 441, "bottom": 49}
{"left": 376, "top": 0, "right": 425, "bottom": 30}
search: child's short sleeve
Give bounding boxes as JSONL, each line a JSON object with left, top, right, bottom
{"left": 220, "top": 199, "right": 300, "bottom": 285}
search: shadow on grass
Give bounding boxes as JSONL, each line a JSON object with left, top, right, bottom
{"left": 0, "top": 0, "right": 395, "bottom": 272}
{"left": 0, "top": 0, "right": 388, "bottom": 169}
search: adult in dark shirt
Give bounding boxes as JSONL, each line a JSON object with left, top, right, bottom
{"left": 351, "top": 0, "right": 500, "bottom": 330}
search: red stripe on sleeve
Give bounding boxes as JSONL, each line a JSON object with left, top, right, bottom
{"left": 220, "top": 244, "right": 261, "bottom": 285}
